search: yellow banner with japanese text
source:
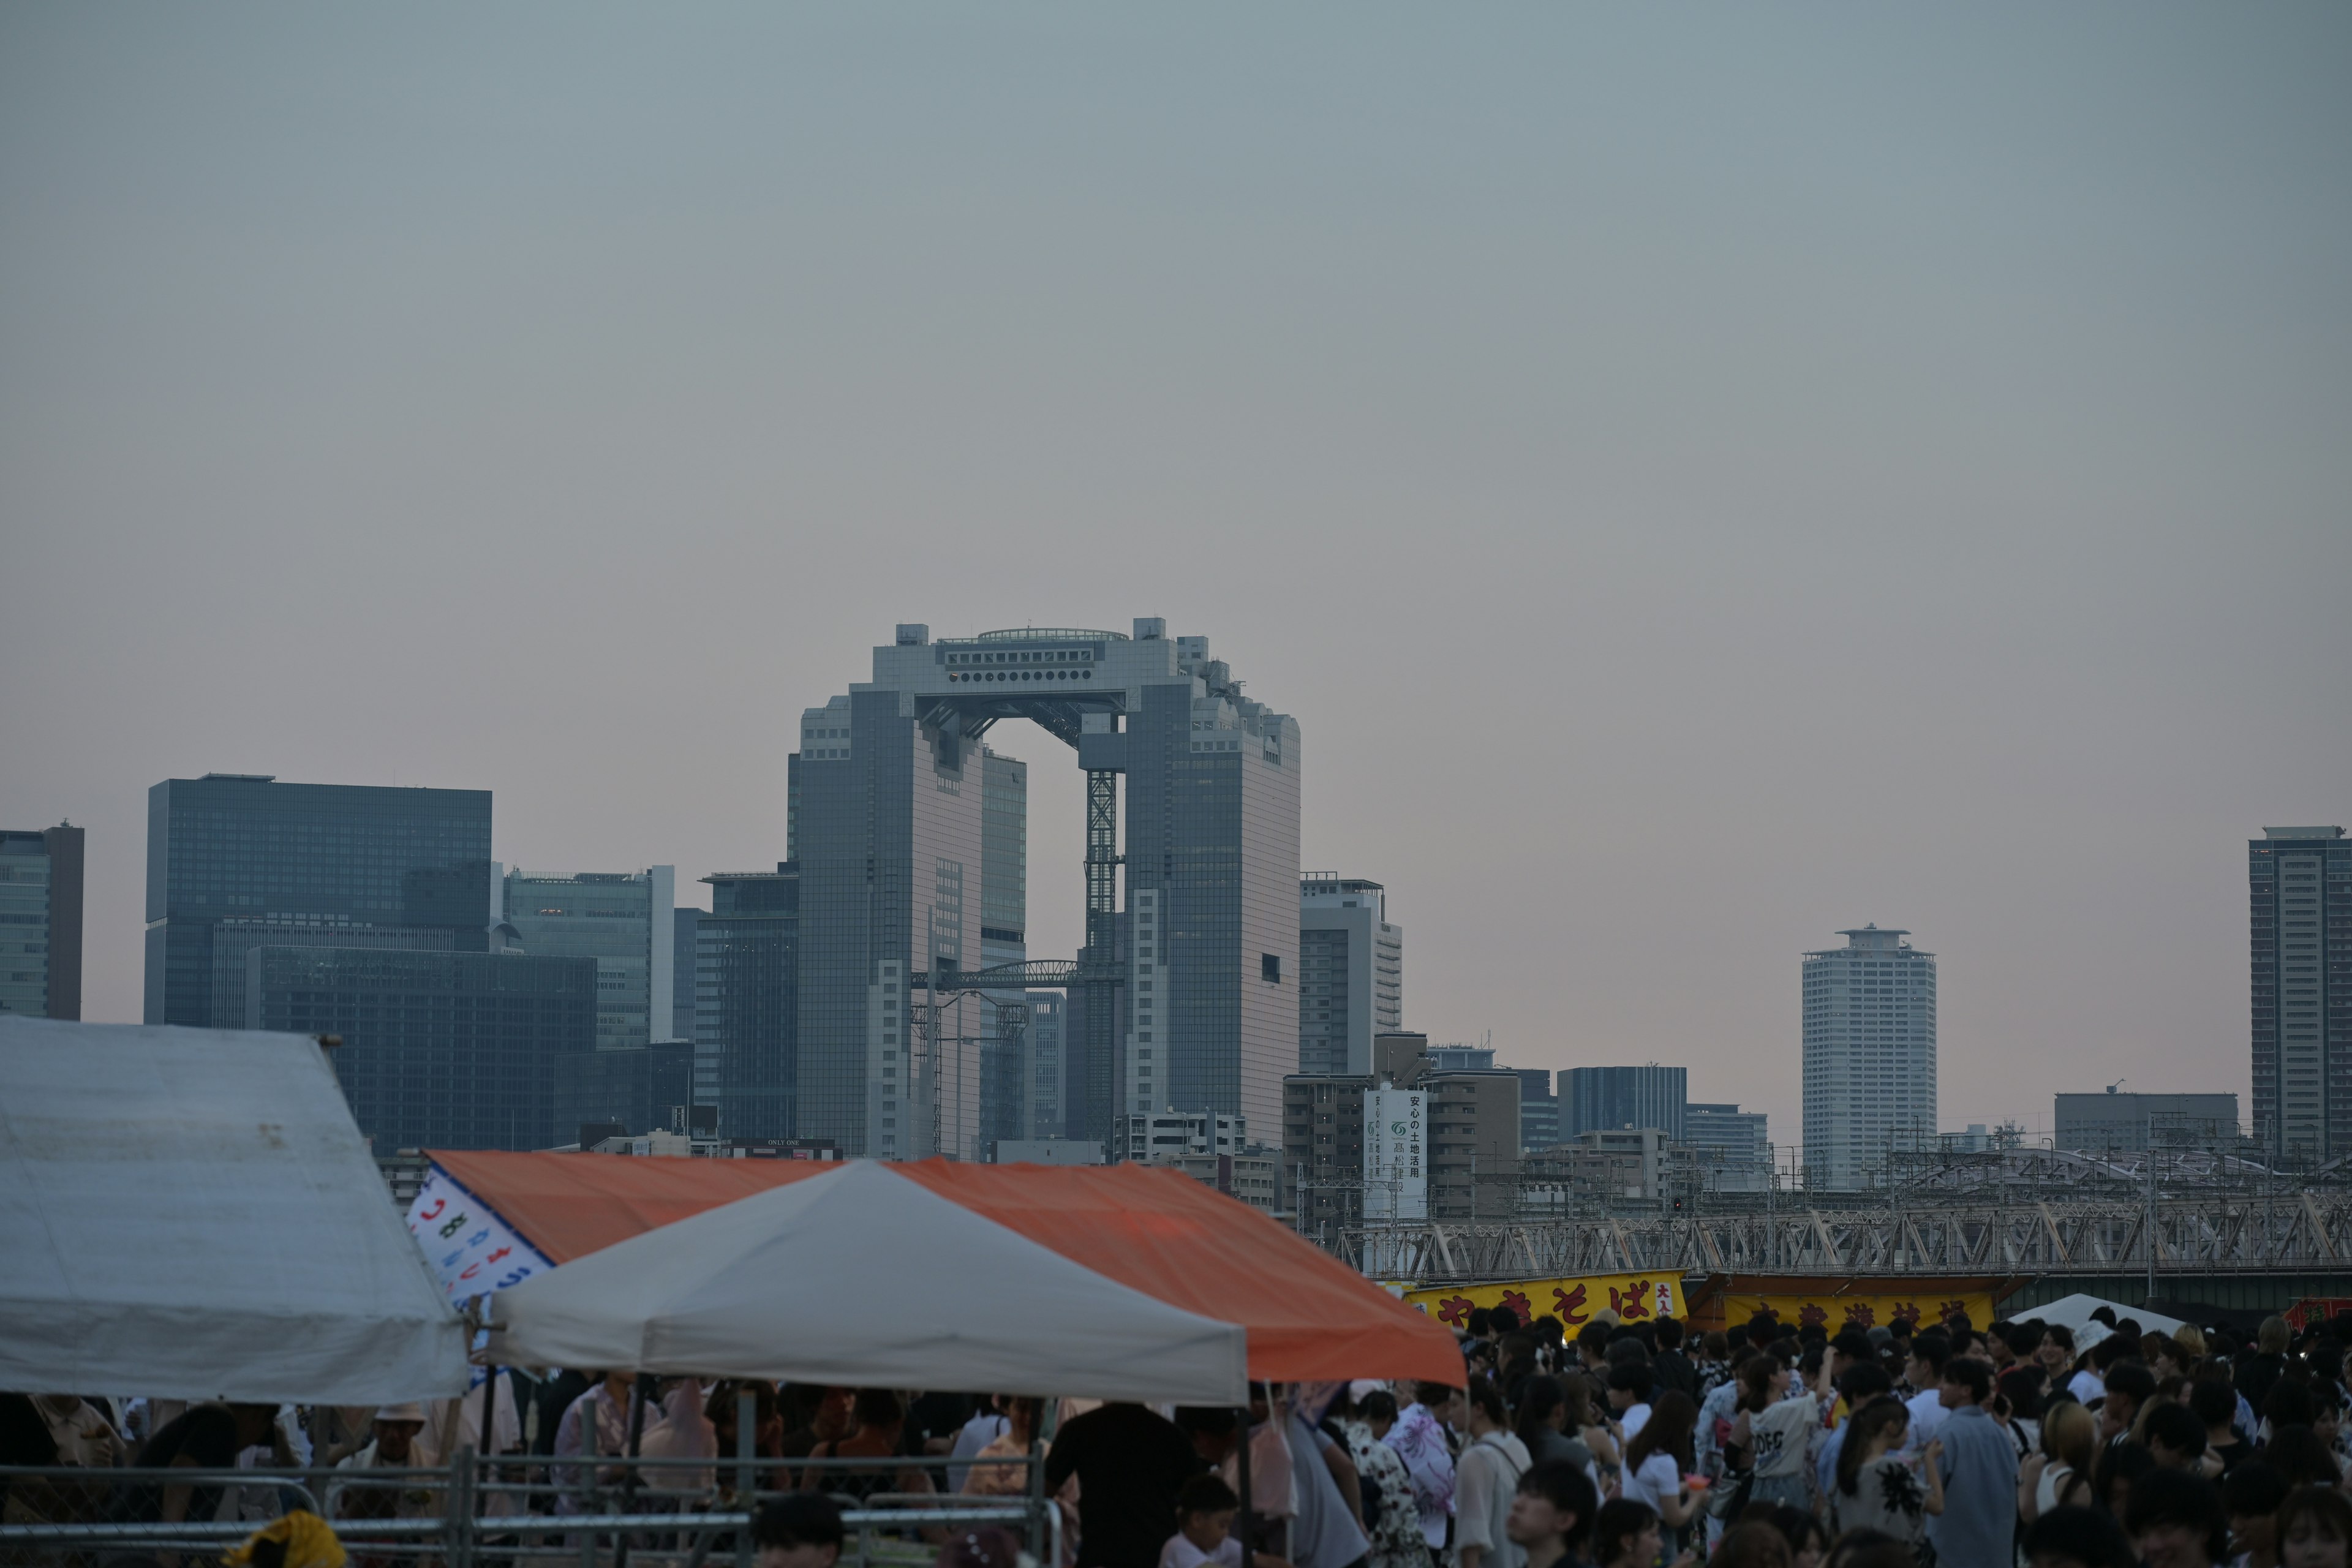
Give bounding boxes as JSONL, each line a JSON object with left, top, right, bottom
{"left": 1400, "top": 1273, "right": 1684, "bottom": 1332}
{"left": 1710, "top": 1288, "right": 1999, "bottom": 1336}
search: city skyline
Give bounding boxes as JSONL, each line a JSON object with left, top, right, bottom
{"left": 5, "top": 7, "right": 2348, "bottom": 1150}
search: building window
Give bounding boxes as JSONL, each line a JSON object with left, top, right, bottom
{"left": 1262, "top": 954, "right": 1281, "bottom": 983}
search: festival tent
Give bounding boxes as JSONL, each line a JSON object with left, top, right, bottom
{"left": 0, "top": 1018, "right": 470, "bottom": 1403}
{"left": 2026, "top": 1292, "right": 2192, "bottom": 1346}
{"left": 488, "top": 1158, "right": 1249, "bottom": 1402}
{"left": 427, "top": 1148, "right": 1461, "bottom": 1385}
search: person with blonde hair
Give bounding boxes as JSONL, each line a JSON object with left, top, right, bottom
{"left": 2021, "top": 1401, "right": 2096, "bottom": 1524}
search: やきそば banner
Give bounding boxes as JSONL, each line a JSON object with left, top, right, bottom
{"left": 1401, "top": 1273, "right": 1684, "bottom": 1330}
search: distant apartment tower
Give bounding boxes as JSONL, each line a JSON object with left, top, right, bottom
{"left": 1803, "top": 924, "right": 1937, "bottom": 1190}
{"left": 2252, "top": 827, "right": 2351, "bottom": 1159}
{"left": 1564, "top": 1065, "right": 1688, "bottom": 1142}
{"left": 790, "top": 620, "right": 1299, "bottom": 1160}
{"left": 144, "top": 775, "right": 493, "bottom": 1027}
{"left": 1298, "top": 876, "right": 1403, "bottom": 1075}
{"left": 671, "top": 905, "right": 703, "bottom": 1041}
{"left": 0, "top": 823, "right": 83, "bottom": 1020}
{"left": 698, "top": 865, "right": 799, "bottom": 1140}
{"left": 502, "top": 867, "right": 675, "bottom": 1052}
{"left": 1687, "top": 1102, "right": 1771, "bottom": 1193}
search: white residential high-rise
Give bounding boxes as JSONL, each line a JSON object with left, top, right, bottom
{"left": 1299, "top": 876, "right": 1404, "bottom": 1076}
{"left": 1802, "top": 924, "right": 1936, "bottom": 1190}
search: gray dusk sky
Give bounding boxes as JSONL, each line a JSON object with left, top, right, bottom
{"left": 4, "top": 4, "right": 2347, "bottom": 1150}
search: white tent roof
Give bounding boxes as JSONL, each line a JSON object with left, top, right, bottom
{"left": 0, "top": 1018, "right": 470, "bottom": 1403}
{"left": 489, "top": 1159, "right": 1249, "bottom": 1403}
{"left": 2020, "top": 1292, "right": 2192, "bottom": 1348}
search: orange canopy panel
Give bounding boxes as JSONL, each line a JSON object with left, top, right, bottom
{"left": 427, "top": 1148, "right": 831, "bottom": 1263}
{"left": 891, "top": 1160, "right": 1461, "bottom": 1385}
{"left": 428, "top": 1150, "right": 1463, "bottom": 1387}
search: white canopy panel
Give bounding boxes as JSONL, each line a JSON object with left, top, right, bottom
{"left": 490, "top": 1159, "right": 1248, "bottom": 1403}
{"left": 0, "top": 1018, "right": 469, "bottom": 1403}
{"left": 2022, "top": 1292, "right": 2192, "bottom": 1349}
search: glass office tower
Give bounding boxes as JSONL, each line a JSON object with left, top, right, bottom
{"left": 249, "top": 946, "right": 595, "bottom": 1153}
{"left": 697, "top": 865, "right": 799, "bottom": 1140}
{"left": 0, "top": 824, "right": 81, "bottom": 1020}
{"left": 500, "top": 867, "right": 674, "bottom": 1051}
{"left": 145, "top": 775, "right": 493, "bottom": 1027}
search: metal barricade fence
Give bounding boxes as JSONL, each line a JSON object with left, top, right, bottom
{"left": 0, "top": 1447, "right": 1056, "bottom": 1568}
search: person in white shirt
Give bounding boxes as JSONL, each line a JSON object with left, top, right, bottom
{"left": 1160, "top": 1473, "right": 1292, "bottom": 1568}
{"left": 946, "top": 1396, "right": 1010, "bottom": 1493}
{"left": 1607, "top": 1366, "right": 1654, "bottom": 1445}
{"left": 1902, "top": 1338, "right": 1953, "bottom": 1457}
{"left": 1456, "top": 1378, "right": 1535, "bottom": 1568}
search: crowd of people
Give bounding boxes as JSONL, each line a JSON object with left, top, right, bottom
{"left": 13, "top": 1300, "right": 2352, "bottom": 1568}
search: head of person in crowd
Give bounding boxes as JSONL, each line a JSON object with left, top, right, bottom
{"left": 2125, "top": 1466, "right": 2230, "bottom": 1568}
{"left": 2041, "top": 1323, "right": 2081, "bottom": 1379}
{"left": 2280, "top": 1485, "right": 2352, "bottom": 1568}
{"left": 2190, "top": 1377, "right": 2238, "bottom": 1444}
{"left": 2042, "top": 1401, "right": 2098, "bottom": 1492}
{"left": 2010, "top": 1321, "right": 2049, "bottom": 1366}
{"left": 1714, "top": 1520, "right": 1793, "bottom": 1568}
{"left": 1627, "top": 1391, "right": 1697, "bottom": 1475}
{"left": 1577, "top": 1322, "right": 1613, "bottom": 1369}
{"left": 790, "top": 1386, "right": 856, "bottom": 1444}
{"left": 1605, "top": 1336, "right": 1648, "bottom": 1371}
{"left": 2260, "top": 1317, "right": 2294, "bottom": 1358}
{"left": 1357, "top": 1389, "right": 1400, "bottom": 1441}
{"left": 1744, "top": 1314, "right": 1781, "bottom": 1351}
{"left": 2002, "top": 1362, "right": 2049, "bottom": 1421}
{"left": 709, "top": 1381, "right": 784, "bottom": 1458}
{"left": 1532, "top": 1314, "right": 1566, "bottom": 1351}
{"left": 1988, "top": 1319, "right": 2018, "bottom": 1367}
{"left": 1515, "top": 1376, "right": 1569, "bottom": 1450}
{"left": 1838, "top": 1397, "right": 1912, "bottom": 1497}
{"left": 1466, "top": 1375, "right": 1513, "bottom": 1438}
{"left": 1506, "top": 1458, "right": 1598, "bottom": 1568}
{"left": 1468, "top": 1307, "right": 1494, "bottom": 1342}
{"left": 369, "top": 1404, "right": 424, "bottom": 1463}
{"left": 2143, "top": 1401, "right": 2209, "bottom": 1472}
{"left": 2024, "top": 1506, "right": 2141, "bottom": 1568}
{"left": 1654, "top": 1316, "right": 1684, "bottom": 1353}
{"left": 1905, "top": 1332, "right": 1950, "bottom": 1393}
{"left": 2095, "top": 1441, "right": 2157, "bottom": 1515}
{"left": 1836, "top": 1361, "right": 1894, "bottom": 1422}
{"left": 2145, "top": 1333, "right": 2185, "bottom": 1378}
{"left": 2101, "top": 1360, "right": 2157, "bottom": 1439}
{"left": 1606, "top": 1363, "right": 1652, "bottom": 1418}
{"left": 2222, "top": 1461, "right": 2291, "bottom": 1568}
{"left": 1940, "top": 1355, "right": 1994, "bottom": 1411}
{"left": 1174, "top": 1406, "right": 1241, "bottom": 1465}
{"left": 755, "top": 1493, "right": 845, "bottom": 1568}
{"left": 1701, "top": 1330, "right": 1732, "bottom": 1365}
{"left": 2264, "top": 1425, "right": 2341, "bottom": 1491}
{"left": 1760, "top": 1504, "right": 1827, "bottom": 1568}
{"left": 2175, "top": 1324, "right": 2212, "bottom": 1364}
{"left": 1588, "top": 1498, "right": 1659, "bottom": 1568}
{"left": 1490, "top": 1305, "right": 1520, "bottom": 1336}
{"left": 1822, "top": 1529, "right": 1915, "bottom": 1568}
{"left": 1736, "top": 1353, "right": 1787, "bottom": 1413}
{"left": 847, "top": 1390, "right": 903, "bottom": 1449}
{"left": 1173, "top": 1473, "right": 1243, "bottom": 1562}
{"left": 2266, "top": 1379, "right": 2320, "bottom": 1431}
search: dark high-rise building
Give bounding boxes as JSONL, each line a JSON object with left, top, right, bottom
{"left": 1513, "top": 1067, "right": 1559, "bottom": 1150}
{"left": 789, "top": 620, "right": 1299, "bottom": 1161}
{"left": 554, "top": 1039, "right": 696, "bottom": 1147}
{"left": 145, "top": 775, "right": 493, "bottom": 1027}
{"left": 0, "top": 823, "right": 82, "bottom": 1020}
{"left": 698, "top": 865, "right": 799, "bottom": 1140}
{"left": 1564, "top": 1063, "right": 1688, "bottom": 1142}
{"left": 2252, "top": 826, "right": 2351, "bottom": 1159}
{"left": 249, "top": 947, "right": 595, "bottom": 1154}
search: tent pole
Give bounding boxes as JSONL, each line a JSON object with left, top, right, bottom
{"left": 1234, "top": 1393, "right": 1254, "bottom": 1568}
{"left": 616, "top": 1373, "right": 651, "bottom": 1568}
{"left": 735, "top": 1386, "right": 756, "bottom": 1568}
